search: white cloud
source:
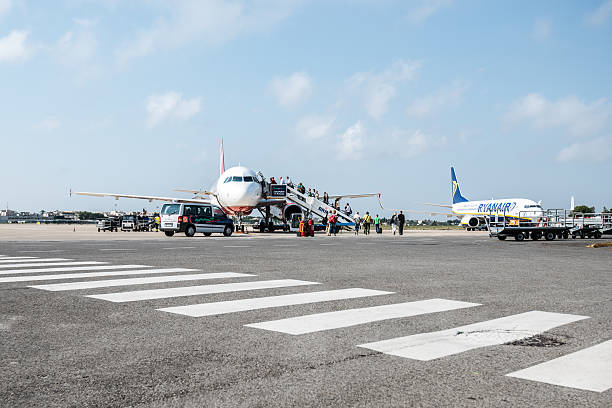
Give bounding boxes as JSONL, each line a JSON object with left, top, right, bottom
{"left": 406, "top": 80, "right": 469, "bottom": 117}
{"left": 0, "top": 0, "right": 11, "bottom": 18}
{"left": 505, "top": 93, "right": 611, "bottom": 137}
{"left": 336, "top": 121, "right": 365, "bottom": 160}
{"left": 116, "top": 0, "right": 301, "bottom": 65}
{"left": 587, "top": 0, "right": 612, "bottom": 25}
{"left": 52, "top": 25, "right": 102, "bottom": 83}
{"left": 34, "top": 117, "right": 61, "bottom": 131}
{"left": 0, "top": 30, "right": 31, "bottom": 63}
{"left": 295, "top": 115, "right": 334, "bottom": 140}
{"left": 270, "top": 71, "right": 312, "bottom": 107}
{"left": 390, "top": 129, "right": 447, "bottom": 158}
{"left": 533, "top": 18, "right": 552, "bottom": 41}
{"left": 556, "top": 137, "right": 612, "bottom": 163}
{"left": 349, "top": 60, "right": 420, "bottom": 119}
{"left": 146, "top": 92, "right": 201, "bottom": 128}
{"left": 408, "top": 0, "right": 453, "bottom": 23}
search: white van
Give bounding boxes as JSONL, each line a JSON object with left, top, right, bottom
{"left": 160, "top": 203, "right": 234, "bottom": 237}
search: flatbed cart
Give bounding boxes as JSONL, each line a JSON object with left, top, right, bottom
{"left": 486, "top": 209, "right": 572, "bottom": 241}
{"left": 486, "top": 209, "right": 612, "bottom": 242}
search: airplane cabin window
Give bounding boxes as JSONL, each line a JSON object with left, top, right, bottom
{"left": 232, "top": 176, "right": 243, "bottom": 182}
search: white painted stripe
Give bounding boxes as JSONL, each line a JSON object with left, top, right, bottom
{"left": 158, "top": 288, "right": 394, "bottom": 317}
{"left": 506, "top": 340, "right": 612, "bottom": 392}
{"left": 89, "top": 279, "right": 321, "bottom": 303}
{"left": 99, "top": 248, "right": 136, "bottom": 251}
{"left": 223, "top": 245, "right": 251, "bottom": 248}
{"left": 0, "top": 261, "right": 105, "bottom": 269}
{"left": 0, "top": 258, "right": 68, "bottom": 263}
{"left": 0, "top": 256, "right": 37, "bottom": 260}
{"left": 246, "top": 298, "right": 481, "bottom": 335}
{"left": 30, "top": 272, "right": 255, "bottom": 291}
{"left": 161, "top": 247, "right": 195, "bottom": 250}
{"left": 0, "top": 268, "right": 195, "bottom": 283}
{"left": 18, "top": 250, "right": 65, "bottom": 253}
{"left": 0, "top": 264, "right": 149, "bottom": 276}
{"left": 358, "top": 311, "right": 589, "bottom": 361}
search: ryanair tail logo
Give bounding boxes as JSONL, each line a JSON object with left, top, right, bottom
{"left": 452, "top": 180, "right": 458, "bottom": 197}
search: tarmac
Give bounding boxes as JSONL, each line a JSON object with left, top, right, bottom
{"left": 0, "top": 224, "right": 610, "bottom": 407}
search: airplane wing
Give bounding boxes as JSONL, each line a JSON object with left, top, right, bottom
{"left": 423, "top": 202, "right": 453, "bottom": 208}
{"left": 328, "top": 193, "right": 379, "bottom": 200}
{"left": 403, "top": 209, "right": 456, "bottom": 218}
{"left": 173, "top": 188, "right": 215, "bottom": 196}
{"left": 377, "top": 193, "right": 455, "bottom": 217}
{"left": 256, "top": 198, "right": 288, "bottom": 206}
{"left": 72, "top": 191, "right": 210, "bottom": 204}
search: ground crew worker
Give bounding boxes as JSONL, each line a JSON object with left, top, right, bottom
{"left": 363, "top": 211, "right": 372, "bottom": 235}
{"left": 154, "top": 214, "right": 160, "bottom": 232}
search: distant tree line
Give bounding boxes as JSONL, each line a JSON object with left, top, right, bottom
{"left": 77, "top": 211, "right": 105, "bottom": 220}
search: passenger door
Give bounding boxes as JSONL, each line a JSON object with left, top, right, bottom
{"left": 212, "top": 206, "right": 227, "bottom": 232}
{"left": 194, "top": 205, "right": 213, "bottom": 233}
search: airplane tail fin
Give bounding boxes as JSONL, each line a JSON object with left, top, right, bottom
{"left": 451, "top": 167, "right": 469, "bottom": 204}
{"left": 220, "top": 138, "right": 225, "bottom": 176}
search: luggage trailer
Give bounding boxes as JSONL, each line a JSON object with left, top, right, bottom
{"left": 486, "top": 209, "right": 612, "bottom": 241}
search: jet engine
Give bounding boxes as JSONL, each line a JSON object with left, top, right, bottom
{"left": 283, "top": 204, "right": 303, "bottom": 223}
{"left": 461, "top": 215, "right": 481, "bottom": 230}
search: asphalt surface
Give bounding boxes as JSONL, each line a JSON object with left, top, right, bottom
{"left": 1, "top": 230, "right": 611, "bottom": 407}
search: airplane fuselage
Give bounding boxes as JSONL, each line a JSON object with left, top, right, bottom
{"left": 453, "top": 198, "right": 545, "bottom": 219}
{"left": 212, "top": 166, "right": 263, "bottom": 216}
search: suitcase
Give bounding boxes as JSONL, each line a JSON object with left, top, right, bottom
{"left": 376, "top": 225, "right": 382, "bottom": 234}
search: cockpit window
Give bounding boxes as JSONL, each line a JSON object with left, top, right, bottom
{"left": 243, "top": 176, "right": 254, "bottom": 182}
{"left": 232, "top": 176, "right": 243, "bottom": 182}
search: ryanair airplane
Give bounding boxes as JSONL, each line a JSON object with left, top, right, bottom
{"left": 427, "top": 167, "right": 545, "bottom": 230}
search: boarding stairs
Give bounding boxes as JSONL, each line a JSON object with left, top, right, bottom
{"left": 285, "top": 185, "right": 355, "bottom": 225}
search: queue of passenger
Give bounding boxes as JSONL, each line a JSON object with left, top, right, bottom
{"left": 266, "top": 176, "right": 408, "bottom": 236}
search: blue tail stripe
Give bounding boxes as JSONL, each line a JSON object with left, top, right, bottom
{"left": 451, "top": 167, "right": 468, "bottom": 204}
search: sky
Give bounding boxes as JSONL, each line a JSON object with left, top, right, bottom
{"left": 1, "top": 0, "right": 612, "bottom": 216}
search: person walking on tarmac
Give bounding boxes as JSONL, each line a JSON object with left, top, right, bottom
{"left": 363, "top": 211, "right": 372, "bottom": 235}
{"left": 391, "top": 212, "right": 398, "bottom": 235}
{"left": 398, "top": 210, "right": 406, "bottom": 235}
{"left": 374, "top": 214, "right": 381, "bottom": 234}
{"left": 327, "top": 210, "right": 337, "bottom": 236}
{"left": 354, "top": 211, "right": 361, "bottom": 235}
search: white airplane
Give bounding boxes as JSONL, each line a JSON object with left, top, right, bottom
{"left": 72, "top": 139, "right": 376, "bottom": 229}
{"left": 425, "top": 167, "right": 545, "bottom": 230}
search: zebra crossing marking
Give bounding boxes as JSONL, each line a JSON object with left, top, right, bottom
{"left": 0, "top": 268, "right": 196, "bottom": 283}
{"left": 30, "top": 272, "right": 255, "bottom": 291}
{"left": 506, "top": 339, "right": 612, "bottom": 392}
{"left": 245, "top": 298, "right": 481, "bottom": 335}
{"left": 0, "top": 261, "right": 106, "bottom": 269}
{"left": 0, "top": 258, "right": 69, "bottom": 263}
{"left": 0, "top": 264, "right": 150, "bottom": 276}
{"left": 88, "top": 279, "right": 321, "bottom": 303}
{"left": 358, "top": 311, "right": 589, "bottom": 361}
{"left": 158, "top": 288, "right": 393, "bottom": 317}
